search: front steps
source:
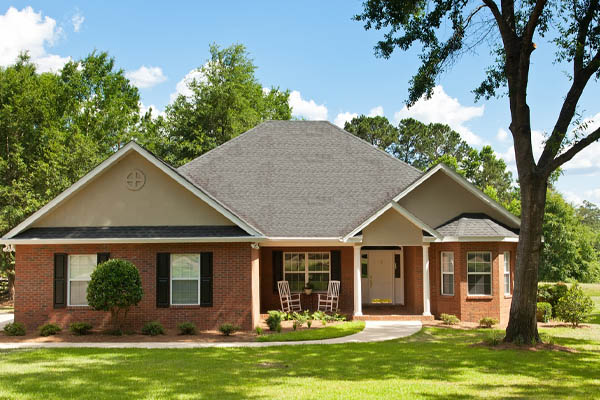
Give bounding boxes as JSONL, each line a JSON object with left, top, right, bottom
{"left": 353, "top": 314, "right": 435, "bottom": 322}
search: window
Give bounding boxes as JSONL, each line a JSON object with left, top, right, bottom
{"left": 504, "top": 251, "right": 511, "bottom": 295}
{"left": 171, "top": 254, "right": 201, "bottom": 305}
{"left": 467, "top": 252, "right": 492, "bottom": 295}
{"left": 284, "top": 252, "right": 330, "bottom": 292}
{"left": 441, "top": 252, "right": 454, "bottom": 295}
{"left": 361, "top": 253, "right": 368, "bottom": 278}
{"left": 68, "top": 254, "right": 97, "bottom": 306}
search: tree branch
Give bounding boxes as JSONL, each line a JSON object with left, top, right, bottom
{"left": 523, "top": 0, "right": 548, "bottom": 44}
{"left": 575, "top": 0, "right": 599, "bottom": 73}
{"left": 546, "top": 125, "right": 600, "bottom": 173}
{"left": 482, "top": 0, "right": 512, "bottom": 40}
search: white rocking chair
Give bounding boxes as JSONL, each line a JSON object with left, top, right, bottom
{"left": 277, "top": 280, "right": 302, "bottom": 313}
{"left": 318, "top": 280, "right": 340, "bottom": 312}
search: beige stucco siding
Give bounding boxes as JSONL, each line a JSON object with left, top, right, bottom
{"left": 34, "top": 152, "right": 234, "bottom": 227}
{"left": 398, "top": 170, "right": 518, "bottom": 229}
{"left": 362, "top": 208, "right": 423, "bottom": 246}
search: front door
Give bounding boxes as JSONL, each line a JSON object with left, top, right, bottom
{"left": 369, "top": 252, "right": 394, "bottom": 303}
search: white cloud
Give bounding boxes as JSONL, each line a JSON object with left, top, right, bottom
{"left": 498, "top": 129, "right": 546, "bottom": 173}
{"left": 562, "top": 112, "right": 600, "bottom": 171}
{"left": 334, "top": 112, "right": 358, "bottom": 128}
{"left": 169, "top": 68, "right": 206, "bottom": 103}
{"left": 288, "top": 90, "right": 328, "bottom": 120}
{"left": 393, "top": 85, "right": 484, "bottom": 146}
{"left": 71, "top": 12, "right": 84, "bottom": 32}
{"left": 496, "top": 128, "right": 509, "bottom": 142}
{"left": 563, "top": 191, "right": 584, "bottom": 205}
{"left": 140, "top": 102, "right": 165, "bottom": 119}
{"left": 0, "top": 6, "right": 69, "bottom": 72}
{"left": 585, "top": 188, "right": 600, "bottom": 202}
{"left": 126, "top": 66, "right": 167, "bottom": 89}
{"left": 368, "top": 106, "right": 384, "bottom": 117}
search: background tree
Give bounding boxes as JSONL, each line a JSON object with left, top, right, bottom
{"left": 355, "top": 0, "right": 600, "bottom": 343}
{"left": 0, "top": 52, "right": 141, "bottom": 298}
{"left": 343, "top": 115, "right": 398, "bottom": 150}
{"left": 145, "top": 43, "right": 292, "bottom": 166}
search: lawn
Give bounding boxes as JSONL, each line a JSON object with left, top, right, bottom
{"left": 257, "top": 321, "right": 365, "bottom": 342}
{"left": 580, "top": 283, "right": 600, "bottom": 324}
{"left": 1, "top": 325, "right": 599, "bottom": 399}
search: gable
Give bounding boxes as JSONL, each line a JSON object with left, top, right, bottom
{"left": 33, "top": 152, "right": 234, "bottom": 228}
{"left": 362, "top": 208, "right": 425, "bottom": 246}
{"left": 397, "top": 169, "right": 519, "bottom": 229}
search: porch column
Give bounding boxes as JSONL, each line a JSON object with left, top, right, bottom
{"left": 422, "top": 244, "right": 432, "bottom": 316}
{"left": 353, "top": 245, "right": 363, "bottom": 316}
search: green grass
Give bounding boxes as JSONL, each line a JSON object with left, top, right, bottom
{"left": 257, "top": 321, "right": 365, "bottom": 342}
{"left": 577, "top": 283, "right": 600, "bottom": 324}
{"left": 1, "top": 326, "right": 599, "bottom": 399}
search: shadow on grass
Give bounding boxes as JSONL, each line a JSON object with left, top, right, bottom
{"left": 0, "top": 327, "right": 599, "bottom": 399}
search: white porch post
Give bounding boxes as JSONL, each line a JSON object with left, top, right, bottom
{"left": 353, "top": 245, "right": 363, "bottom": 316}
{"left": 422, "top": 244, "right": 432, "bottom": 316}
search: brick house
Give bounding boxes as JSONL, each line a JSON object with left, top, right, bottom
{"left": 1, "top": 121, "right": 520, "bottom": 331}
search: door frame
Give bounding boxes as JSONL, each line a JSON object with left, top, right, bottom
{"left": 361, "top": 248, "right": 404, "bottom": 305}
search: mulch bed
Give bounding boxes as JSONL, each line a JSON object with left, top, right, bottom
{"left": 0, "top": 319, "right": 343, "bottom": 343}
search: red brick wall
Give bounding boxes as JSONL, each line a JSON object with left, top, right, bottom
{"left": 14, "top": 243, "right": 257, "bottom": 331}
{"left": 402, "top": 246, "right": 424, "bottom": 314}
{"left": 259, "top": 247, "right": 354, "bottom": 315}
{"left": 429, "top": 242, "right": 517, "bottom": 323}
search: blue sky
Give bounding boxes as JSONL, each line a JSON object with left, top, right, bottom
{"left": 3, "top": 2, "right": 600, "bottom": 205}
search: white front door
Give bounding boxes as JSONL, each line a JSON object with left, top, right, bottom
{"left": 369, "top": 252, "right": 394, "bottom": 303}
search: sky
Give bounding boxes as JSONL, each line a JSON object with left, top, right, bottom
{"left": 2, "top": 1, "right": 600, "bottom": 206}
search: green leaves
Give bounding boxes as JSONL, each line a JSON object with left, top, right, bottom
{"left": 87, "top": 259, "right": 143, "bottom": 313}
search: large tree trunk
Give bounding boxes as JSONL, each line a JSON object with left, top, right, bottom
{"left": 505, "top": 175, "right": 547, "bottom": 343}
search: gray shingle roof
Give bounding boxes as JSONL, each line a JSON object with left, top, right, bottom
{"left": 435, "top": 214, "right": 519, "bottom": 238}
{"left": 178, "top": 121, "right": 423, "bottom": 237}
{"left": 14, "top": 226, "right": 249, "bottom": 239}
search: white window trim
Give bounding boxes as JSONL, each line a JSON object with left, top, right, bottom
{"left": 467, "top": 251, "right": 493, "bottom": 296}
{"left": 440, "top": 251, "right": 454, "bottom": 296}
{"left": 170, "top": 254, "right": 201, "bottom": 306}
{"left": 504, "top": 251, "right": 511, "bottom": 296}
{"left": 67, "top": 254, "right": 97, "bottom": 307}
{"left": 283, "top": 251, "right": 331, "bottom": 293}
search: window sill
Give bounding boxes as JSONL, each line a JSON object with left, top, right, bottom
{"left": 504, "top": 295, "right": 512, "bottom": 299}
{"left": 466, "top": 296, "right": 493, "bottom": 301}
{"left": 170, "top": 304, "right": 209, "bottom": 309}
{"left": 66, "top": 305, "right": 92, "bottom": 310}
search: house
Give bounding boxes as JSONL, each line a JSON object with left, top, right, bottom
{"left": 1, "top": 121, "right": 520, "bottom": 331}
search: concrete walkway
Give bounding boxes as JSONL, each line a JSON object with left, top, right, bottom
{"left": 0, "top": 320, "right": 421, "bottom": 349}
{"left": 0, "top": 313, "right": 13, "bottom": 329}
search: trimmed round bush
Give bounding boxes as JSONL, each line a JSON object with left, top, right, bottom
{"left": 39, "top": 323, "right": 61, "bottom": 337}
{"left": 537, "top": 283, "right": 568, "bottom": 316}
{"left": 555, "top": 284, "right": 594, "bottom": 327}
{"left": 142, "top": 321, "right": 165, "bottom": 336}
{"left": 178, "top": 322, "right": 197, "bottom": 335}
{"left": 440, "top": 313, "right": 460, "bottom": 325}
{"left": 3, "top": 322, "right": 26, "bottom": 336}
{"left": 536, "top": 302, "right": 552, "bottom": 323}
{"left": 219, "top": 323, "right": 240, "bottom": 336}
{"left": 87, "top": 259, "right": 143, "bottom": 330}
{"left": 69, "top": 322, "right": 93, "bottom": 336}
{"left": 479, "top": 317, "right": 499, "bottom": 328}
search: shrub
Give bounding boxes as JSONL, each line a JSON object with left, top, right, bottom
{"left": 479, "top": 317, "right": 499, "bottom": 328}
{"left": 292, "top": 321, "right": 298, "bottom": 331}
{"left": 87, "top": 259, "right": 143, "bottom": 331}
{"left": 307, "top": 320, "right": 312, "bottom": 328}
{"left": 555, "top": 284, "right": 594, "bottom": 327}
{"left": 538, "top": 282, "right": 568, "bottom": 316}
{"left": 536, "top": 302, "right": 553, "bottom": 323}
{"left": 440, "top": 313, "right": 460, "bottom": 325}
{"left": 69, "top": 322, "right": 93, "bottom": 336}
{"left": 39, "top": 323, "right": 61, "bottom": 337}
{"left": 178, "top": 322, "right": 196, "bottom": 335}
{"left": 485, "top": 330, "right": 503, "bottom": 346}
{"left": 276, "top": 324, "right": 282, "bottom": 333}
{"left": 255, "top": 326, "right": 263, "bottom": 335}
{"left": 142, "top": 321, "right": 165, "bottom": 336}
{"left": 3, "top": 322, "right": 26, "bottom": 336}
{"left": 266, "top": 310, "right": 283, "bottom": 331}
{"left": 219, "top": 323, "right": 239, "bottom": 336}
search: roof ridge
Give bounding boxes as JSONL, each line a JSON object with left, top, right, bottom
{"left": 321, "top": 120, "right": 425, "bottom": 176}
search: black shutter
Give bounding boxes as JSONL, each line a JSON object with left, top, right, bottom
{"left": 200, "top": 252, "right": 213, "bottom": 307}
{"left": 272, "top": 251, "right": 283, "bottom": 293}
{"left": 331, "top": 250, "right": 341, "bottom": 292}
{"left": 156, "top": 253, "right": 170, "bottom": 308}
{"left": 394, "top": 254, "right": 401, "bottom": 278}
{"left": 53, "top": 253, "right": 67, "bottom": 308}
{"left": 97, "top": 253, "right": 110, "bottom": 265}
